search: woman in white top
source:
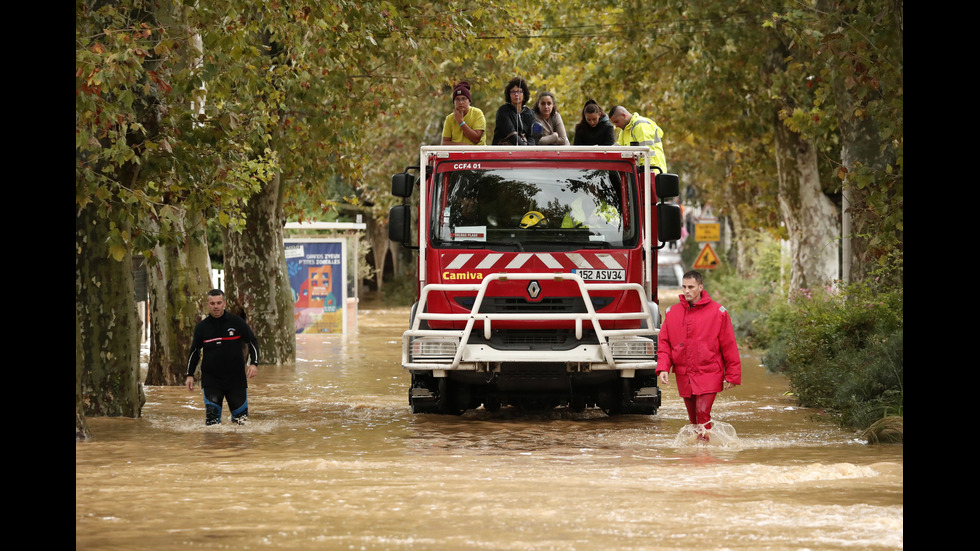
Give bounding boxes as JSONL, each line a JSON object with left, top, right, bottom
{"left": 531, "top": 91, "right": 569, "bottom": 145}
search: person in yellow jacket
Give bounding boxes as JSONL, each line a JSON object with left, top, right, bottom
{"left": 608, "top": 106, "right": 667, "bottom": 172}
{"left": 561, "top": 196, "right": 621, "bottom": 229}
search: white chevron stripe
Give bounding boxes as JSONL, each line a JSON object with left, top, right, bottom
{"left": 538, "top": 254, "right": 564, "bottom": 269}
{"left": 597, "top": 253, "right": 623, "bottom": 269}
{"left": 476, "top": 253, "right": 503, "bottom": 269}
{"left": 506, "top": 253, "right": 532, "bottom": 269}
{"left": 445, "top": 253, "right": 472, "bottom": 270}
{"left": 566, "top": 253, "right": 591, "bottom": 269}
{"left": 443, "top": 252, "right": 627, "bottom": 272}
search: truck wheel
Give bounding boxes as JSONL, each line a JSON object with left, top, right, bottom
{"left": 607, "top": 377, "right": 659, "bottom": 415}
{"left": 409, "top": 374, "right": 466, "bottom": 415}
{"left": 436, "top": 378, "right": 465, "bottom": 415}
{"left": 483, "top": 396, "right": 502, "bottom": 412}
{"left": 601, "top": 379, "right": 634, "bottom": 416}
{"left": 597, "top": 384, "right": 621, "bottom": 415}
{"left": 410, "top": 373, "right": 440, "bottom": 414}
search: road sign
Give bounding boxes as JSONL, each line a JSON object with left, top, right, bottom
{"left": 692, "top": 243, "right": 721, "bottom": 270}
{"left": 695, "top": 222, "right": 720, "bottom": 242}
{"left": 698, "top": 204, "right": 717, "bottom": 221}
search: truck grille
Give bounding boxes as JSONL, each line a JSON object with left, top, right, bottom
{"left": 467, "top": 329, "right": 599, "bottom": 350}
{"left": 454, "top": 296, "right": 613, "bottom": 313}
{"left": 500, "top": 331, "right": 570, "bottom": 346}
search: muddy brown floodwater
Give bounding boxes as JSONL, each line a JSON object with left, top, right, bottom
{"left": 76, "top": 307, "right": 902, "bottom": 550}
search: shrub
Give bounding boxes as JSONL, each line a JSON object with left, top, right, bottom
{"left": 699, "top": 233, "right": 902, "bottom": 432}
{"left": 834, "top": 329, "right": 904, "bottom": 428}
{"left": 761, "top": 273, "right": 903, "bottom": 430}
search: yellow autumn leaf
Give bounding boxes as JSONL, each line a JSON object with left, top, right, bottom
{"left": 109, "top": 244, "right": 127, "bottom": 262}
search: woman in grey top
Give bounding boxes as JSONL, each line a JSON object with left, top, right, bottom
{"left": 532, "top": 91, "right": 569, "bottom": 145}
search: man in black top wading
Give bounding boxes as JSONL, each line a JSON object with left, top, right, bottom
{"left": 185, "top": 289, "right": 260, "bottom": 425}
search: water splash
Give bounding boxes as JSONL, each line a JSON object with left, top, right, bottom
{"left": 671, "top": 420, "right": 742, "bottom": 448}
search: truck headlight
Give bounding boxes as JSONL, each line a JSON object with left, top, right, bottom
{"left": 411, "top": 337, "right": 459, "bottom": 360}
{"left": 610, "top": 337, "right": 655, "bottom": 359}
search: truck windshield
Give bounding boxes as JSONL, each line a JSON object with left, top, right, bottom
{"left": 431, "top": 166, "right": 638, "bottom": 250}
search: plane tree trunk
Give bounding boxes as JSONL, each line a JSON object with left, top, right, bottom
{"left": 76, "top": 202, "right": 145, "bottom": 423}
{"left": 145, "top": 208, "right": 213, "bottom": 385}
{"left": 223, "top": 171, "right": 295, "bottom": 366}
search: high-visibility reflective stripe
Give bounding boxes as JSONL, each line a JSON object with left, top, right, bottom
{"left": 565, "top": 253, "right": 592, "bottom": 269}
{"left": 506, "top": 254, "right": 533, "bottom": 269}
{"left": 440, "top": 252, "right": 627, "bottom": 272}
{"left": 476, "top": 253, "right": 503, "bottom": 269}
{"left": 538, "top": 253, "right": 564, "bottom": 269}
{"left": 630, "top": 120, "right": 662, "bottom": 144}
{"left": 445, "top": 253, "right": 472, "bottom": 270}
{"left": 597, "top": 253, "right": 624, "bottom": 269}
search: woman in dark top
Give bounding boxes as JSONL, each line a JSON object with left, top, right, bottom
{"left": 573, "top": 99, "right": 615, "bottom": 146}
{"left": 492, "top": 77, "right": 536, "bottom": 145}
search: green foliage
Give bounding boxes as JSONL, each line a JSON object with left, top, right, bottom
{"left": 76, "top": 0, "right": 516, "bottom": 268}
{"left": 77, "top": 0, "right": 902, "bottom": 285}
{"left": 761, "top": 263, "right": 903, "bottom": 429}
{"left": 704, "top": 225, "right": 903, "bottom": 431}
{"left": 768, "top": 1, "right": 904, "bottom": 269}
{"left": 76, "top": 0, "right": 276, "bottom": 262}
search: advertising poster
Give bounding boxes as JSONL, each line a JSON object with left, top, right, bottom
{"left": 284, "top": 238, "right": 347, "bottom": 334}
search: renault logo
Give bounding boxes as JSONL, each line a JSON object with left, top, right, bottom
{"left": 527, "top": 280, "right": 541, "bottom": 299}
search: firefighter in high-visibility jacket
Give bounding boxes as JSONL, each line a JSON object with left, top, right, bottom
{"left": 608, "top": 106, "right": 667, "bottom": 173}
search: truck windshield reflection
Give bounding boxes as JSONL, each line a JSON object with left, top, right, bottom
{"left": 432, "top": 167, "right": 637, "bottom": 250}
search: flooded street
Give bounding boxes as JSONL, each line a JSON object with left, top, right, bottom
{"left": 76, "top": 307, "right": 902, "bottom": 550}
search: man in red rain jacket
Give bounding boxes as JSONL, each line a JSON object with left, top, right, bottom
{"left": 656, "top": 270, "right": 741, "bottom": 440}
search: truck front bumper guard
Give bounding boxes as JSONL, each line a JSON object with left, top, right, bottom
{"left": 402, "top": 273, "right": 659, "bottom": 377}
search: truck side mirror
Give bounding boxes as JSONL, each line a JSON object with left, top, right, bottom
{"left": 657, "top": 203, "right": 682, "bottom": 243}
{"left": 655, "top": 173, "right": 680, "bottom": 200}
{"left": 388, "top": 205, "right": 412, "bottom": 244}
{"left": 391, "top": 172, "right": 415, "bottom": 198}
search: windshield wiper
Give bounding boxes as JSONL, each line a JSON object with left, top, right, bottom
{"left": 575, "top": 240, "right": 614, "bottom": 249}
{"left": 520, "top": 239, "right": 614, "bottom": 249}
{"left": 438, "top": 239, "right": 524, "bottom": 251}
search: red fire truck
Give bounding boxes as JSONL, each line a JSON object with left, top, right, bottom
{"left": 389, "top": 145, "right": 681, "bottom": 415}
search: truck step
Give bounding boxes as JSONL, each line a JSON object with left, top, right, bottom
{"left": 409, "top": 387, "right": 437, "bottom": 403}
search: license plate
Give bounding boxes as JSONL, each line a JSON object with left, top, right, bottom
{"left": 575, "top": 269, "right": 625, "bottom": 281}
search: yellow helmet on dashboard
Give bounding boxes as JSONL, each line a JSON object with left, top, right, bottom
{"left": 520, "top": 210, "right": 546, "bottom": 228}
